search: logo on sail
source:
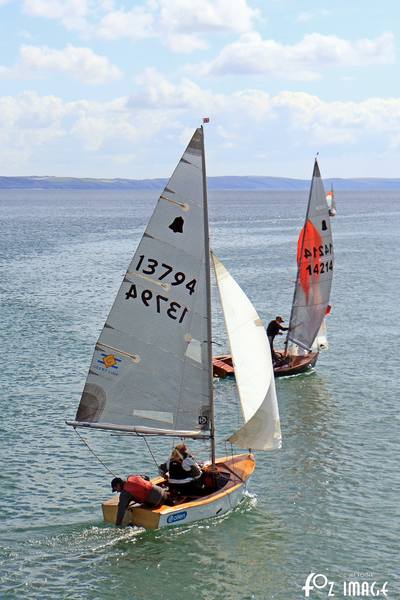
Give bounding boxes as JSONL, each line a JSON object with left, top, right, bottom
{"left": 169, "top": 216, "right": 184, "bottom": 233}
{"left": 97, "top": 353, "right": 121, "bottom": 372}
{"left": 297, "top": 219, "right": 323, "bottom": 301}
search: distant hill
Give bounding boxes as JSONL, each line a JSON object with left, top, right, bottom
{"left": 1, "top": 175, "right": 400, "bottom": 191}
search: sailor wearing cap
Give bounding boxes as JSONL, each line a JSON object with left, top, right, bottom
{"left": 266, "top": 316, "right": 288, "bottom": 359}
{"left": 111, "top": 475, "right": 168, "bottom": 526}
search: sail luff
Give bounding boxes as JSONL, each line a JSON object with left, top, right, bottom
{"left": 200, "top": 125, "right": 216, "bottom": 465}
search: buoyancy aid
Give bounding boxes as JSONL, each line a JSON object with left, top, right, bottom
{"left": 168, "top": 460, "right": 190, "bottom": 481}
{"left": 123, "top": 475, "right": 153, "bottom": 502}
{"left": 168, "top": 457, "right": 202, "bottom": 484}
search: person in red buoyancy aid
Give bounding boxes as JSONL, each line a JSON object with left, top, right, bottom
{"left": 111, "top": 475, "right": 168, "bottom": 526}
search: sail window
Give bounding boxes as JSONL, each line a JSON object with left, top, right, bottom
{"left": 185, "top": 338, "right": 202, "bottom": 363}
{"left": 133, "top": 410, "right": 174, "bottom": 424}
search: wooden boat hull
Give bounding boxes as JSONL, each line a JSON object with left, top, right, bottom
{"left": 213, "top": 355, "right": 235, "bottom": 378}
{"left": 273, "top": 352, "right": 318, "bottom": 377}
{"left": 213, "top": 352, "right": 318, "bottom": 378}
{"left": 102, "top": 453, "right": 255, "bottom": 530}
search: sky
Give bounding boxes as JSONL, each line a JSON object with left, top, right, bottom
{"left": 0, "top": 0, "right": 399, "bottom": 179}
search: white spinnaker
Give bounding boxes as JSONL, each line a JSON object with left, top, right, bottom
{"left": 212, "top": 254, "right": 282, "bottom": 451}
{"left": 69, "top": 128, "right": 212, "bottom": 436}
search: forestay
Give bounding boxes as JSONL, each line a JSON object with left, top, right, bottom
{"left": 212, "top": 254, "right": 282, "bottom": 451}
{"left": 68, "top": 128, "right": 212, "bottom": 437}
{"left": 286, "top": 160, "right": 334, "bottom": 353}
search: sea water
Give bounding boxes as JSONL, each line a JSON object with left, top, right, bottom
{"left": 0, "top": 189, "right": 398, "bottom": 599}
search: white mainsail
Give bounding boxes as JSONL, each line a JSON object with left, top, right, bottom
{"left": 68, "top": 128, "right": 213, "bottom": 437}
{"left": 212, "top": 254, "right": 282, "bottom": 451}
{"left": 286, "top": 160, "right": 334, "bottom": 353}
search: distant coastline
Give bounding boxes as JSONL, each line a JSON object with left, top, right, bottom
{"left": 1, "top": 175, "right": 400, "bottom": 191}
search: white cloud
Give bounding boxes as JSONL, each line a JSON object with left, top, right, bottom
{"left": 158, "top": 0, "right": 259, "bottom": 53}
{"left": 129, "top": 68, "right": 225, "bottom": 111}
{"left": 93, "top": 80, "right": 400, "bottom": 149}
{"left": 21, "top": 0, "right": 258, "bottom": 50}
{"left": 23, "top": 0, "right": 89, "bottom": 32}
{"left": 158, "top": 0, "right": 258, "bottom": 34}
{"left": 269, "top": 92, "right": 400, "bottom": 146}
{"left": 95, "top": 6, "right": 155, "bottom": 40}
{"left": 0, "top": 91, "right": 66, "bottom": 165}
{"left": 2, "top": 86, "right": 400, "bottom": 174}
{"left": 200, "top": 31, "right": 395, "bottom": 80}
{"left": 22, "top": 0, "right": 156, "bottom": 39}
{"left": 0, "top": 45, "right": 122, "bottom": 84}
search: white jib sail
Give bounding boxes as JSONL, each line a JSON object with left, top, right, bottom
{"left": 312, "top": 318, "right": 329, "bottom": 351}
{"left": 212, "top": 253, "right": 282, "bottom": 451}
{"left": 69, "top": 128, "right": 212, "bottom": 437}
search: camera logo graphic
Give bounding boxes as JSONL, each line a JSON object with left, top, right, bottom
{"left": 302, "top": 573, "right": 335, "bottom": 597}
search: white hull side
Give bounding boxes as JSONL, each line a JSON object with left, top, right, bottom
{"left": 157, "top": 481, "right": 248, "bottom": 528}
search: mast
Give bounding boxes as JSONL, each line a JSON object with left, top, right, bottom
{"left": 284, "top": 159, "right": 317, "bottom": 354}
{"left": 201, "top": 125, "right": 216, "bottom": 467}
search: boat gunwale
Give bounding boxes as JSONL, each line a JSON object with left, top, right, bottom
{"left": 213, "top": 352, "right": 318, "bottom": 377}
{"left": 102, "top": 453, "right": 255, "bottom": 516}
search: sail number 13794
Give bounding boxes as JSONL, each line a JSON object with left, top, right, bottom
{"left": 135, "top": 254, "right": 196, "bottom": 296}
{"left": 125, "top": 284, "right": 188, "bottom": 324}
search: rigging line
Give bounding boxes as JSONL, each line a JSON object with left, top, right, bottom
{"left": 138, "top": 435, "right": 160, "bottom": 471}
{"left": 221, "top": 454, "right": 245, "bottom": 483}
{"left": 224, "top": 441, "right": 233, "bottom": 510}
{"left": 73, "top": 427, "right": 118, "bottom": 478}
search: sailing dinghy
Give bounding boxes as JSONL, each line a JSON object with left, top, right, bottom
{"left": 326, "top": 184, "right": 336, "bottom": 217}
{"left": 273, "top": 159, "right": 334, "bottom": 376}
{"left": 66, "top": 126, "right": 281, "bottom": 529}
{"left": 213, "top": 160, "right": 334, "bottom": 378}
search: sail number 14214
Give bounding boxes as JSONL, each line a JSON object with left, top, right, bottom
{"left": 304, "top": 243, "right": 333, "bottom": 259}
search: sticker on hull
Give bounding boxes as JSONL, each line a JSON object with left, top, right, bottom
{"left": 167, "top": 511, "right": 187, "bottom": 523}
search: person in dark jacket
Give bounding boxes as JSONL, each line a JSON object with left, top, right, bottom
{"left": 111, "top": 475, "right": 168, "bottom": 526}
{"left": 159, "top": 445, "right": 203, "bottom": 496}
{"left": 266, "top": 316, "right": 288, "bottom": 359}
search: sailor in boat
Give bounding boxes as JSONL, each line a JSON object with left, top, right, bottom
{"left": 159, "top": 446, "right": 203, "bottom": 496}
{"left": 111, "top": 475, "right": 168, "bottom": 526}
{"left": 266, "top": 316, "right": 288, "bottom": 361}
